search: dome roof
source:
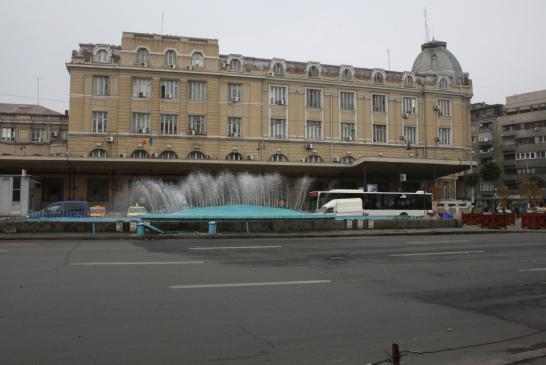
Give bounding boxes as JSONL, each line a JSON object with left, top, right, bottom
{"left": 411, "top": 40, "right": 463, "bottom": 79}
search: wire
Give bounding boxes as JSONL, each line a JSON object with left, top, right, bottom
{"left": 403, "top": 329, "right": 545, "bottom": 356}
{"left": 0, "top": 93, "right": 68, "bottom": 103}
{"left": 366, "top": 329, "right": 545, "bottom": 364}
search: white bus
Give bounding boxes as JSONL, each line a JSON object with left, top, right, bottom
{"left": 310, "top": 189, "right": 433, "bottom": 217}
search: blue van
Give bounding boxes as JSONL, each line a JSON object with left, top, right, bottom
{"left": 29, "top": 201, "right": 90, "bottom": 218}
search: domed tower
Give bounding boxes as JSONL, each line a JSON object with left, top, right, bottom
{"left": 412, "top": 40, "right": 468, "bottom": 85}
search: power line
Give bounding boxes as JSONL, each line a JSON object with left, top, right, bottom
{"left": 0, "top": 93, "right": 68, "bottom": 104}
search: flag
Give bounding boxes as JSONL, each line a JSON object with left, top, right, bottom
{"left": 141, "top": 139, "right": 147, "bottom": 145}
{"left": 148, "top": 137, "right": 154, "bottom": 146}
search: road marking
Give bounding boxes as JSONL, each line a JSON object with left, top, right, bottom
{"left": 407, "top": 240, "right": 471, "bottom": 244}
{"left": 0, "top": 250, "right": 8, "bottom": 252}
{"left": 71, "top": 261, "right": 204, "bottom": 266}
{"left": 519, "top": 268, "right": 546, "bottom": 272}
{"left": 188, "top": 245, "right": 282, "bottom": 250}
{"left": 391, "top": 250, "right": 485, "bottom": 257}
{"left": 170, "top": 280, "right": 331, "bottom": 289}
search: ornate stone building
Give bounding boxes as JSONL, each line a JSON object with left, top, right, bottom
{"left": 0, "top": 32, "right": 474, "bottom": 210}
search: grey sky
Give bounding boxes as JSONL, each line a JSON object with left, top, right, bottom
{"left": 1, "top": 0, "right": 545, "bottom": 112}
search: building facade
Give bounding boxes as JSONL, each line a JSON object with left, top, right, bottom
{"left": 0, "top": 103, "right": 68, "bottom": 157}
{"left": 470, "top": 102, "right": 504, "bottom": 204}
{"left": 497, "top": 90, "right": 546, "bottom": 206}
{"left": 0, "top": 32, "right": 474, "bottom": 212}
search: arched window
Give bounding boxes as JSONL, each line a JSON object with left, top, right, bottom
{"left": 373, "top": 72, "right": 384, "bottom": 84}
{"left": 308, "top": 65, "right": 319, "bottom": 78}
{"left": 305, "top": 154, "right": 323, "bottom": 163}
{"left": 341, "top": 68, "right": 353, "bottom": 81}
{"left": 226, "top": 152, "right": 243, "bottom": 161}
{"left": 165, "top": 50, "right": 176, "bottom": 67}
{"left": 187, "top": 150, "right": 205, "bottom": 160}
{"left": 270, "top": 153, "right": 288, "bottom": 162}
{"left": 159, "top": 150, "right": 177, "bottom": 159}
{"left": 272, "top": 63, "right": 284, "bottom": 76}
{"left": 229, "top": 59, "right": 242, "bottom": 72}
{"left": 136, "top": 48, "right": 149, "bottom": 66}
{"left": 96, "top": 50, "right": 109, "bottom": 63}
{"left": 192, "top": 52, "right": 204, "bottom": 68}
{"left": 438, "top": 77, "right": 448, "bottom": 89}
{"left": 341, "top": 155, "right": 354, "bottom": 164}
{"left": 89, "top": 148, "right": 108, "bottom": 158}
{"left": 404, "top": 75, "right": 414, "bottom": 87}
{"left": 131, "top": 149, "right": 149, "bottom": 159}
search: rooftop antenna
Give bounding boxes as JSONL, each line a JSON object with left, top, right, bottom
{"left": 387, "top": 49, "right": 391, "bottom": 71}
{"left": 33, "top": 75, "right": 43, "bottom": 105}
{"left": 424, "top": 9, "right": 430, "bottom": 42}
{"left": 160, "top": 11, "right": 164, "bottom": 34}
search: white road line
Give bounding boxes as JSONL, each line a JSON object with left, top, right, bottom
{"left": 407, "top": 240, "right": 471, "bottom": 244}
{"left": 0, "top": 249, "right": 8, "bottom": 252}
{"left": 71, "top": 261, "right": 204, "bottom": 266}
{"left": 519, "top": 268, "right": 546, "bottom": 272}
{"left": 170, "top": 280, "right": 331, "bottom": 289}
{"left": 391, "top": 250, "right": 485, "bottom": 257}
{"left": 188, "top": 245, "right": 282, "bottom": 250}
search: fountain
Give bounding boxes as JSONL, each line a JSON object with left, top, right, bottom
{"left": 125, "top": 171, "right": 319, "bottom": 220}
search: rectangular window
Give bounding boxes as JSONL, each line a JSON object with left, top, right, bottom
{"left": 478, "top": 131, "right": 492, "bottom": 142}
{"left": 227, "top": 117, "right": 241, "bottom": 137}
{"left": 402, "top": 97, "right": 416, "bottom": 115}
{"left": 12, "top": 176, "right": 21, "bottom": 202}
{"left": 340, "top": 91, "right": 355, "bottom": 111}
{"left": 188, "top": 115, "right": 205, "bottom": 134}
{"left": 92, "top": 111, "right": 108, "bottom": 133}
{"left": 188, "top": 81, "right": 206, "bottom": 101}
{"left": 92, "top": 76, "right": 109, "bottom": 96}
{"left": 340, "top": 122, "right": 355, "bottom": 142}
{"left": 160, "top": 114, "right": 178, "bottom": 135}
{"left": 228, "top": 84, "right": 241, "bottom": 102}
{"left": 132, "top": 113, "right": 150, "bottom": 134}
{"left": 372, "top": 94, "right": 386, "bottom": 112}
{"left": 404, "top": 126, "right": 417, "bottom": 145}
{"left": 1, "top": 127, "right": 15, "bottom": 142}
{"left": 438, "top": 127, "right": 451, "bottom": 145}
{"left": 437, "top": 99, "right": 451, "bottom": 117}
{"left": 31, "top": 128, "right": 45, "bottom": 143}
{"left": 373, "top": 124, "right": 386, "bottom": 143}
{"left": 270, "top": 86, "right": 287, "bottom": 105}
{"left": 132, "top": 78, "right": 151, "bottom": 98}
{"left": 305, "top": 120, "right": 322, "bottom": 140}
{"left": 160, "top": 80, "right": 179, "bottom": 99}
{"left": 270, "top": 119, "right": 287, "bottom": 139}
{"left": 60, "top": 130, "right": 68, "bottom": 140}
{"left": 306, "top": 89, "right": 322, "bottom": 108}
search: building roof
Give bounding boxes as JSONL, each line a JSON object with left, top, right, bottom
{"left": 0, "top": 103, "right": 63, "bottom": 116}
{"left": 411, "top": 40, "right": 464, "bottom": 79}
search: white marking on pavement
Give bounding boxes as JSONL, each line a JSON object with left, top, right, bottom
{"left": 188, "top": 245, "right": 282, "bottom": 250}
{"left": 407, "top": 240, "right": 471, "bottom": 244}
{"left": 71, "top": 261, "right": 204, "bottom": 266}
{"left": 391, "top": 250, "right": 485, "bottom": 257}
{"left": 170, "top": 280, "right": 331, "bottom": 289}
{"left": 0, "top": 250, "right": 8, "bottom": 252}
{"left": 519, "top": 268, "right": 546, "bottom": 272}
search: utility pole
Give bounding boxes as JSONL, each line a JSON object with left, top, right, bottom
{"left": 33, "top": 76, "right": 43, "bottom": 105}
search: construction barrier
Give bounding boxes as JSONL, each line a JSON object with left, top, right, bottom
{"left": 480, "top": 214, "right": 509, "bottom": 229}
{"left": 462, "top": 213, "right": 482, "bottom": 225}
{"left": 521, "top": 213, "right": 546, "bottom": 229}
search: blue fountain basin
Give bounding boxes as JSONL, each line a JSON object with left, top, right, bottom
{"left": 142, "top": 204, "right": 334, "bottom": 221}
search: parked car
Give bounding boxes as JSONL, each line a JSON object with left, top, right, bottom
{"left": 127, "top": 204, "right": 148, "bottom": 217}
{"left": 29, "top": 201, "right": 90, "bottom": 218}
{"left": 89, "top": 205, "right": 108, "bottom": 217}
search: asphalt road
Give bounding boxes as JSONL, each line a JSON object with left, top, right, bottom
{"left": 1, "top": 233, "right": 545, "bottom": 365}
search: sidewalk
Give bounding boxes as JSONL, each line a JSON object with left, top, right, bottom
{"left": 0, "top": 226, "right": 543, "bottom": 241}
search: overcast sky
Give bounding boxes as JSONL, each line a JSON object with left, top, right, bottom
{"left": 1, "top": 0, "right": 545, "bottom": 112}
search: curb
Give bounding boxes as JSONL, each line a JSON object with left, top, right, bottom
{"left": 0, "top": 229, "right": 543, "bottom": 241}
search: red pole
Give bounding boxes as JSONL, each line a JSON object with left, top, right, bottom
{"left": 391, "top": 343, "right": 401, "bottom": 365}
